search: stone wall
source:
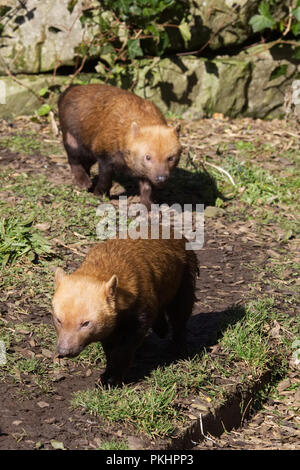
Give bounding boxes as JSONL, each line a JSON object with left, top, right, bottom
{"left": 0, "top": 0, "right": 298, "bottom": 119}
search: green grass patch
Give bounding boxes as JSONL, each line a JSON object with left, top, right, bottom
{"left": 98, "top": 440, "right": 130, "bottom": 450}
{"left": 71, "top": 297, "right": 290, "bottom": 438}
{"left": 0, "top": 132, "right": 61, "bottom": 156}
{"left": 72, "top": 383, "right": 179, "bottom": 437}
{"left": 0, "top": 214, "right": 52, "bottom": 266}
{"left": 0, "top": 170, "right": 100, "bottom": 244}
{"left": 220, "top": 298, "right": 274, "bottom": 372}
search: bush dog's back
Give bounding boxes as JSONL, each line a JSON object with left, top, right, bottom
{"left": 58, "top": 84, "right": 181, "bottom": 209}
{"left": 52, "top": 233, "right": 197, "bottom": 385}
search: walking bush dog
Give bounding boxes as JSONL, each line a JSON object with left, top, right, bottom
{"left": 58, "top": 84, "right": 181, "bottom": 210}
{"left": 52, "top": 230, "right": 198, "bottom": 386}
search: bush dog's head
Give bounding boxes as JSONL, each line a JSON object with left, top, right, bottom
{"left": 125, "top": 122, "right": 181, "bottom": 187}
{"left": 52, "top": 268, "right": 118, "bottom": 358}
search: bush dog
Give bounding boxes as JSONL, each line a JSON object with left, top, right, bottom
{"left": 58, "top": 84, "right": 181, "bottom": 209}
{"left": 52, "top": 232, "right": 197, "bottom": 386}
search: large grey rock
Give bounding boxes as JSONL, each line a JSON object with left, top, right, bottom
{"left": 176, "top": 0, "right": 287, "bottom": 51}
{"left": 244, "top": 44, "right": 298, "bottom": 118}
{"left": 133, "top": 55, "right": 251, "bottom": 119}
{"left": 0, "top": 75, "right": 67, "bottom": 119}
{"left": 133, "top": 43, "right": 300, "bottom": 119}
{"left": 0, "top": 1, "right": 289, "bottom": 75}
{"left": 0, "top": 0, "right": 89, "bottom": 74}
{"left": 0, "top": 43, "right": 299, "bottom": 120}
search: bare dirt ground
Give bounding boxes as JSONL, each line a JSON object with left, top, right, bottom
{"left": 0, "top": 115, "right": 299, "bottom": 450}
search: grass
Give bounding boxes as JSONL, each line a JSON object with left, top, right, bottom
{"left": 0, "top": 214, "right": 52, "bottom": 266}
{"left": 220, "top": 298, "right": 275, "bottom": 372}
{"left": 72, "top": 383, "right": 180, "bottom": 437}
{"left": 0, "top": 121, "right": 299, "bottom": 445}
{"left": 98, "top": 439, "right": 129, "bottom": 450}
{"left": 200, "top": 145, "right": 300, "bottom": 238}
{"left": 0, "top": 132, "right": 61, "bottom": 157}
{"left": 71, "top": 298, "right": 287, "bottom": 438}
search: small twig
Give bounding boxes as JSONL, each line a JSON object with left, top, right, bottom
{"left": 282, "top": 2, "right": 293, "bottom": 37}
{"left": 241, "top": 398, "right": 253, "bottom": 425}
{"left": 67, "top": 54, "right": 88, "bottom": 87}
{"left": 49, "top": 111, "right": 59, "bottom": 137}
{"left": 52, "top": 238, "right": 85, "bottom": 257}
{"left": 199, "top": 413, "right": 217, "bottom": 445}
{"left": 203, "top": 161, "right": 236, "bottom": 187}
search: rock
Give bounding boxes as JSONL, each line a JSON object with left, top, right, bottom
{"left": 133, "top": 55, "right": 251, "bottom": 119}
{"left": 0, "top": 74, "right": 67, "bottom": 119}
{"left": 0, "top": 41, "right": 299, "bottom": 120}
{"left": 204, "top": 206, "right": 225, "bottom": 218}
{"left": 0, "top": 0, "right": 91, "bottom": 74}
{"left": 133, "top": 43, "right": 300, "bottom": 119}
{"left": 170, "top": 1, "right": 287, "bottom": 52}
{"left": 0, "top": 0, "right": 289, "bottom": 76}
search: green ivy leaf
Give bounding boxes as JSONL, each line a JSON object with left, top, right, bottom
{"left": 269, "top": 64, "right": 287, "bottom": 81}
{"left": 37, "top": 104, "right": 52, "bottom": 116}
{"left": 249, "top": 14, "right": 275, "bottom": 32}
{"left": 67, "top": 0, "right": 78, "bottom": 14}
{"left": 292, "top": 22, "right": 300, "bottom": 36}
{"left": 179, "top": 20, "right": 191, "bottom": 47}
{"left": 258, "top": 1, "right": 274, "bottom": 21}
{"left": 38, "top": 87, "right": 48, "bottom": 97}
{"left": 249, "top": 2, "right": 276, "bottom": 32}
{"left": 292, "top": 7, "right": 300, "bottom": 21}
{"left": 127, "top": 39, "right": 143, "bottom": 59}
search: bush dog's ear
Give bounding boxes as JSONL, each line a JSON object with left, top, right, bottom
{"left": 131, "top": 121, "right": 140, "bottom": 138}
{"left": 105, "top": 275, "right": 118, "bottom": 298}
{"left": 55, "top": 267, "right": 66, "bottom": 289}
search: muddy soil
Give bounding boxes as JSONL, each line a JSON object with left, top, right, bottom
{"left": 0, "top": 117, "right": 298, "bottom": 450}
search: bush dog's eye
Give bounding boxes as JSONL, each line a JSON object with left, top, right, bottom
{"left": 54, "top": 317, "right": 61, "bottom": 325}
{"left": 81, "top": 321, "right": 90, "bottom": 328}
{"left": 168, "top": 156, "right": 174, "bottom": 162}
{"left": 145, "top": 154, "right": 151, "bottom": 161}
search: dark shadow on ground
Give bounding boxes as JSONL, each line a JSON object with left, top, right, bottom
{"left": 125, "top": 304, "right": 246, "bottom": 384}
{"left": 92, "top": 166, "right": 221, "bottom": 208}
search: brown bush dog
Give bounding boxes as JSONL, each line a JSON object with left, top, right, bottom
{"left": 52, "top": 232, "right": 197, "bottom": 386}
{"left": 58, "top": 84, "right": 181, "bottom": 209}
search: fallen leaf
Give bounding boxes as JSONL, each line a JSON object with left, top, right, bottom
{"left": 35, "top": 223, "right": 51, "bottom": 231}
{"left": 277, "top": 379, "right": 291, "bottom": 393}
{"left": 37, "top": 401, "right": 50, "bottom": 408}
{"left": 12, "top": 420, "right": 22, "bottom": 426}
{"left": 51, "top": 440, "right": 66, "bottom": 450}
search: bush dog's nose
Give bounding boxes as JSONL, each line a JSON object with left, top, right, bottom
{"left": 57, "top": 346, "right": 70, "bottom": 358}
{"left": 156, "top": 174, "right": 167, "bottom": 183}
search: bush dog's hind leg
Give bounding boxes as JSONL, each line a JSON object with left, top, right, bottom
{"left": 94, "top": 157, "right": 113, "bottom": 197}
{"left": 64, "top": 133, "right": 93, "bottom": 189}
{"left": 152, "top": 311, "right": 169, "bottom": 338}
{"left": 166, "top": 269, "right": 195, "bottom": 356}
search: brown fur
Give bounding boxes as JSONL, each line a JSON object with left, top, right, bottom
{"left": 52, "top": 232, "right": 197, "bottom": 385}
{"left": 58, "top": 84, "right": 181, "bottom": 208}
